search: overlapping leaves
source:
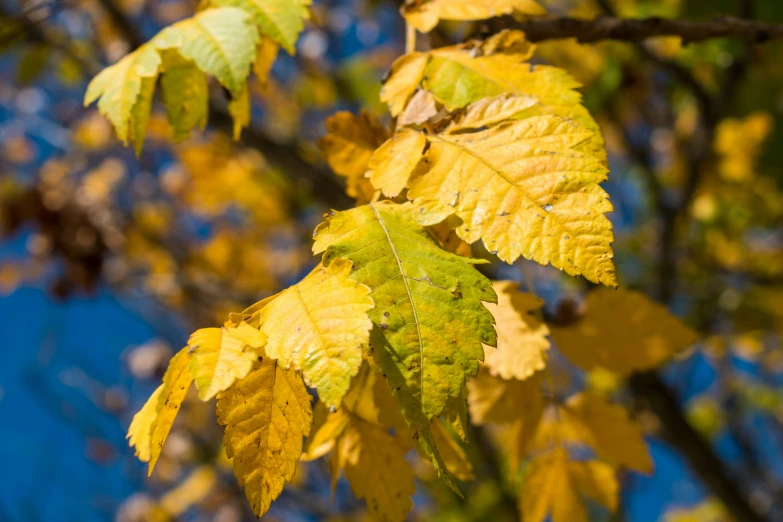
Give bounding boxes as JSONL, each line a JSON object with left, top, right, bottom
{"left": 85, "top": 0, "right": 311, "bottom": 151}
{"left": 313, "top": 200, "right": 497, "bottom": 431}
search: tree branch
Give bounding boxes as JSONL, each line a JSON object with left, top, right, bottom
{"left": 513, "top": 15, "right": 783, "bottom": 45}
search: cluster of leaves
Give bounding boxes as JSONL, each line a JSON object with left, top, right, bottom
{"left": 85, "top": 0, "right": 706, "bottom": 520}
{"left": 84, "top": 0, "right": 311, "bottom": 153}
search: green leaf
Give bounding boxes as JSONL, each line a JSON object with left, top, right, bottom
{"left": 160, "top": 50, "right": 209, "bottom": 142}
{"left": 313, "top": 200, "right": 497, "bottom": 431}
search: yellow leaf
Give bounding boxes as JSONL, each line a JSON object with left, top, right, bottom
{"left": 398, "top": 89, "right": 442, "bottom": 127}
{"left": 380, "top": 52, "right": 428, "bottom": 117}
{"left": 217, "top": 353, "right": 313, "bottom": 517}
{"left": 446, "top": 93, "right": 538, "bottom": 132}
{"left": 714, "top": 112, "right": 773, "bottom": 182}
{"left": 550, "top": 289, "right": 699, "bottom": 376}
{"left": 127, "top": 347, "right": 194, "bottom": 475}
{"left": 405, "top": 115, "right": 616, "bottom": 286}
{"left": 381, "top": 31, "right": 605, "bottom": 160}
{"left": 521, "top": 448, "right": 618, "bottom": 522}
{"left": 187, "top": 322, "right": 266, "bottom": 401}
{"left": 468, "top": 367, "right": 542, "bottom": 425}
{"left": 227, "top": 84, "right": 251, "bottom": 139}
{"left": 319, "top": 111, "right": 389, "bottom": 203}
{"left": 560, "top": 392, "right": 653, "bottom": 474}
{"left": 467, "top": 368, "right": 544, "bottom": 467}
{"left": 332, "top": 417, "right": 416, "bottom": 522}
{"left": 253, "top": 36, "right": 279, "bottom": 87}
{"left": 402, "top": 0, "right": 546, "bottom": 33}
{"left": 483, "top": 281, "right": 549, "bottom": 380}
{"left": 127, "top": 385, "right": 162, "bottom": 463}
{"left": 367, "top": 127, "right": 427, "bottom": 198}
{"left": 429, "top": 418, "right": 473, "bottom": 480}
{"left": 159, "top": 466, "right": 216, "bottom": 516}
{"left": 260, "top": 258, "right": 374, "bottom": 408}
{"left": 301, "top": 404, "right": 350, "bottom": 461}
{"left": 303, "top": 365, "right": 416, "bottom": 520}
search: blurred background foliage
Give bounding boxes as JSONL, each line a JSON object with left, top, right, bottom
{"left": 1, "top": 0, "right": 783, "bottom": 521}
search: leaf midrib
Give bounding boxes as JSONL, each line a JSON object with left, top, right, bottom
{"left": 369, "top": 203, "right": 425, "bottom": 414}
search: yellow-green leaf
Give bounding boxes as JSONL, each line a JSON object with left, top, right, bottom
{"left": 550, "top": 289, "right": 699, "bottom": 376}
{"left": 204, "top": 0, "right": 311, "bottom": 54}
{"left": 313, "top": 201, "right": 497, "bottom": 431}
{"left": 155, "top": 7, "right": 260, "bottom": 96}
{"left": 160, "top": 50, "right": 209, "bottom": 142}
{"left": 83, "top": 43, "right": 160, "bottom": 147}
{"left": 187, "top": 321, "right": 266, "bottom": 401}
{"left": 216, "top": 353, "right": 312, "bottom": 517}
{"left": 483, "top": 281, "right": 549, "bottom": 380}
{"left": 260, "top": 258, "right": 374, "bottom": 408}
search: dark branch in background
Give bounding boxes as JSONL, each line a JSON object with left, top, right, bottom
{"left": 629, "top": 375, "right": 767, "bottom": 522}
{"left": 513, "top": 15, "right": 783, "bottom": 45}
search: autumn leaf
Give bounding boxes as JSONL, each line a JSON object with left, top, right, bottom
{"left": 521, "top": 448, "right": 618, "bottom": 522}
{"left": 313, "top": 200, "right": 497, "bottom": 431}
{"left": 303, "top": 365, "right": 416, "bottom": 521}
{"left": 559, "top": 392, "right": 653, "bottom": 474}
{"left": 401, "top": 0, "right": 546, "bottom": 33}
{"left": 550, "top": 288, "right": 699, "bottom": 376}
{"left": 83, "top": 43, "right": 160, "bottom": 153}
{"left": 204, "top": 0, "right": 311, "bottom": 54}
{"left": 381, "top": 30, "right": 605, "bottom": 160}
{"left": 259, "top": 258, "right": 374, "bottom": 408}
{"left": 159, "top": 50, "right": 209, "bottom": 142}
{"left": 429, "top": 417, "right": 474, "bottom": 480}
{"left": 467, "top": 367, "right": 545, "bottom": 464}
{"left": 159, "top": 466, "right": 217, "bottom": 516}
{"left": 127, "top": 347, "right": 194, "bottom": 475}
{"left": 187, "top": 321, "right": 266, "bottom": 401}
{"left": 332, "top": 418, "right": 416, "bottom": 522}
{"left": 483, "top": 281, "right": 550, "bottom": 380}
{"left": 368, "top": 127, "right": 427, "bottom": 198}
{"left": 153, "top": 8, "right": 260, "bottom": 96}
{"left": 85, "top": 8, "right": 260, "bottom": 151}
{"left": 394, "top": 114, "right": 616, "bottom": 286}
{"left": 320, "top": 111, "right": 389, "bottom": 203}
{"left": 216, "top": 353, "right": 313, "bottom": 517}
